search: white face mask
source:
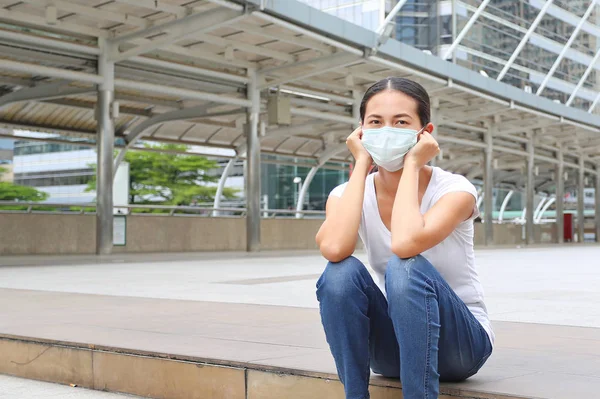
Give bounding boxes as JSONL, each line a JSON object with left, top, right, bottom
{"left": 361, "top": 126, "right": 424, "bottom": 172}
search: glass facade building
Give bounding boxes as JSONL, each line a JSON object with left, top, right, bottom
{"left": 300, "top": 0, "right": 600, "bottom": 113}
{"left": 11, "top": 136, "right": 348, "bottom": 211}
{"left": 0, "top": 138, "right": 13, "bottom": 165}
{"left": 12, "top": 137, "right": 97, "bottom": 203}
{"left": 261, "top": 157, "right": 348, "bottom": 211}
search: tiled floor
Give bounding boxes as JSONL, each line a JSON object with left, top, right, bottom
{"left": 1, "top": 288, "right": 600, "bottom": 398}
{"left": 1, "top": 246, "right": 600, "bottom": 398}
{"left": 0, "top": 374, "right": 140, "bottom": 398}
{"left": 1, "top": 246, "right": 600, "bottom": 328}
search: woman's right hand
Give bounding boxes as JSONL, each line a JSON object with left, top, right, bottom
{"left": 346, "top": 126, "right": 372, "bottom": 163}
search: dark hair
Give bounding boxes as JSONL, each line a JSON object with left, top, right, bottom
{"left": 359, "top": 77, "right": 431, "bottom": 127}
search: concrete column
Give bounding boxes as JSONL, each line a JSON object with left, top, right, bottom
{"left": 96, "top": 38, "right": 115, "bottom": 255}
{"left": 352, "top": 90, "right": 361, "bottom": 127}
{"left": 246, "top": 70, "right": 261, "bottom": 252}
{"left": 596, "top": 164, "right": 600, "bottom": 243}
{"left": 430, "top": 98, "right": 440, "bottom": 167}
{"left": 555, "top": 146, "right": 564, "bottom": 244}
{"left": 483, "top": 123, "right": 494, "bottom": 245}
{"left": 578, "top": 155, "right": 585, "bottom": 243}
{"left": 451, "top": 0, "right": 458, "bottom": 64}
{"left": 525, "top": 131, "right": 535, "bottom": 245}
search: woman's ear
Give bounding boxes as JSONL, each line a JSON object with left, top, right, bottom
{"left": 424, "top": 122, "right": 435, "bottom": 134}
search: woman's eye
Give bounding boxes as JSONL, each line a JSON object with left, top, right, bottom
{"left": 369, "top": 120, "right": 380, "bottom": 125}
{"left": 396, "top": 120, "right": 407, "bottom": 125}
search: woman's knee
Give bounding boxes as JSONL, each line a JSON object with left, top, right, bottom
{"left": 316, "top": 256, "right": 368, "bottom": 301}
{"left": 385, "top": 254, "right": 435, "bottom": 294}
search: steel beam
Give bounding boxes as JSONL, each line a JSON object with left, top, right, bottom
{"left": 536, "top": 196, "right": 556, "bottom": 223}
{"left": 484, "top": 123, "right": 494, "bottom": 244}
{"left": 0, "top": 59, "right": 103, "bottom": 84}
{"left": 0, "top": 29, "right": 100, "bottom": 56}
{"left": 443, "top": 0, "right": 491, "bottom": 60}
{"left": 0, "top": 82, "right": 93, "bottom": 110}
{"left": 376, "top": 0, "right": 409, "bottom": 37}
{"left": 114, "top": 79, "right": 251, "bottom": 108}
{"left": 498, "top": 190, "right": 514, "bottom": 223}
{"left": 246, "top": 71, "right": 261, "bottom": 252}
{"left": 109, "top": 8, "right": 246, "bottom": 62}
{"left": 537, "top": 0, "right": 596, "bottom": 96}
{"left": 19, "top": 0, "right": 149, "bottom": 28}
{"left": 461, "top": 1, "right": 600, "bottom": 81}
{"left": 127, "top": 56, "right": 249, "bottom": 84}
{"left": 567, "top": 49, "right": 600, "bottom": 106}
{"left": 213, "top": 156, "right": 238, "bottom": 217}
{"left": 497, "top": 0, "right": 554, "bottom": 82}
{"left": 526, "top": 131, "right": 535, "bottom": 245}
{"left": 294, "top": 142, "right": 347, "bottom": 218}
{"left": 290, "top": 107, "right": 355, "bottom": 125}
{"left": 112, "top": 104, "right": 243, "bottom": 174}
{"left": 533, "top": 197, "right": 548, "bottom": 224}
{"left": 295, "top": 166, "right": 318, "bottom": 219}
{"left": 258, "top": 53, "right": 359, "bottom": 89}
{"left": 255, "top": 12, "right": 363, "bottom": 56}
{"left": 556, "top": 145, "right": 564, "bottom": 243}
{"left": 96, "top": 39, "right": 115, "bottom": 255}
{"left": 590, "top": 91, "right": 600, "bottom": 114}
{"left": 294, "top": 89, "right": 357, "bottom": 218}
{"left": 0, "top": 59, "right": 251, "bottom": 107}
{"left": 578, "top": 155, "right": 585, "bottom": 243}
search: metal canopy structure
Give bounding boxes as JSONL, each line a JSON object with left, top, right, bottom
{"left": 0, "top": 0, "right": 599, "bottom": 252}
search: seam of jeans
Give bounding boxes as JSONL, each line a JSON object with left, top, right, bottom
{"left": 432, "top": 278, "right": 493, "bottom": 380}
{"left": 432, "top": 277, "right": 482, "bottom": 331}
{"left": 424, "top": 293, "right": 431, "bottom": 399}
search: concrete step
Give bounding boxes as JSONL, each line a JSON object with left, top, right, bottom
{"left": 1, "top": 288, "right": 599, "bottom": 399}
{"left": 1, "top": 333, "right": 524, "bottom": 399}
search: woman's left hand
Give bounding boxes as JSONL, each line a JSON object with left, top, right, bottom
{"left": 404, "top": 131, "right": 440, "bottom": 169}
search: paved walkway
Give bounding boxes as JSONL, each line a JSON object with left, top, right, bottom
{"left": 1, "top": 246, "right": 600, "bottom": 398}
{"left": 0, "top": 374, "right": 140, "bottom": 398}
{"left": 1, "top": 288, "right": 600, "bottom": 399}
{"left": 1, "top": 246, "right": 600, "bottom": 328}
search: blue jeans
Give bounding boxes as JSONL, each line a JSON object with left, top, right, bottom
{"left": 316, "top": 255, "right": 492, "bottom": 399}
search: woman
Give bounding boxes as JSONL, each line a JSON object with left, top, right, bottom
{"left": 315, "top": 77, "right": 493, "bottom": 399}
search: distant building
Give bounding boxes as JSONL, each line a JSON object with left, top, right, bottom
{"left": 11, "top": 135, "right": 347, "bottom": 211}
{"left": 300, "top": 0, "right": 600, "bottom": 112}
{"left": 0, "top": 138, "right": 14, "bottom": 183}
{"left": 13, "top": 137, "right": 96, "bottom": 204}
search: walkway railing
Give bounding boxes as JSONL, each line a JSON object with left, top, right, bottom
{"left": 1, "top": 201, "right": 595, "bottom": 223}
{"left": 0, "top": 201, "right": 326, "bottom": 219}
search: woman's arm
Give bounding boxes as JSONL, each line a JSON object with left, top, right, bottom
{"left": 316, "top": 158, "right": 370, "bottom": 262}
{"left": 390, "top": 131, "right": 474, "bottom": 258}
{"left": 316, "top": 127, "right": 372, "bottom": 262}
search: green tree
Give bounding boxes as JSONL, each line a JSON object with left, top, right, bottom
{"left": 87, "top": 144, "right": 236, "bottom": 205}
{"left": 0, "top": 167, "right": 49, "bottom": 202}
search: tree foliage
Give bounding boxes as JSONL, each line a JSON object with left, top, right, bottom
{"left": 87, "top": 144, "right": 236, "bottom": 205}
{"left": 0, "top": 167, "right": 49, "bottom": 202}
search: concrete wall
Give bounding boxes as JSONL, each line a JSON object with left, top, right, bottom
{"left": 0, "top": 214, "right": 96, "bottom": 255}
{"left": 0, "top": 214, "right": 565, "bottom": 256}
{"left": 0, "top": 214, "right": 322, "bottom": 255}
{"left": 474, "top": 223, "right": 557, "bottom": 246}
{"left": 114, "top": 216, "right": 247, "bottom": 253}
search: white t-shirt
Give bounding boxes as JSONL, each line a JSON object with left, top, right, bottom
{"left": 329, "top": 167, "right": 494, "bottom": 345}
